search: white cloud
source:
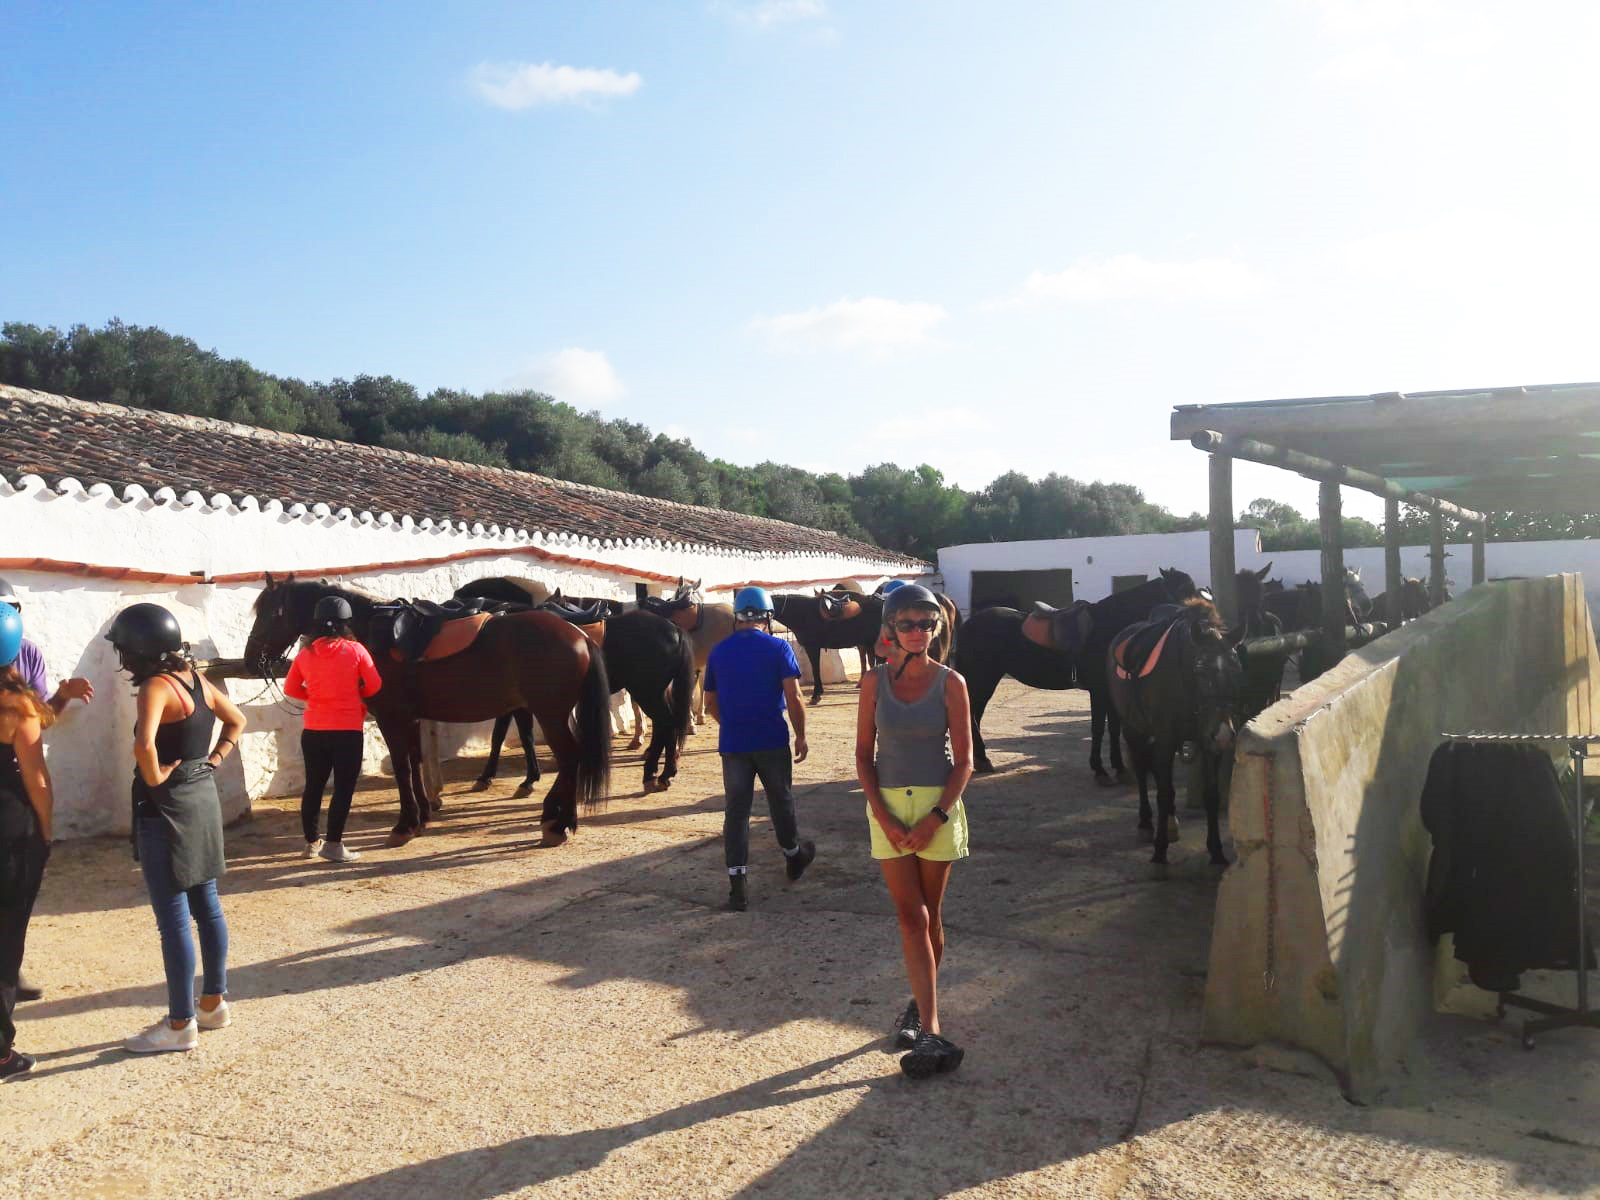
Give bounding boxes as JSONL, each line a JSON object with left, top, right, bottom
{"left": 749, "top": 296, "right": 948, "bottom": 355}
{"left": 502, "top": 348, "right": 626, "bottom": 405}
{"left": 1015, "top": 255, "right": 1266, "bottom": 305}
{"left": 467, "top": 62, "right": 642, "bottom": 110}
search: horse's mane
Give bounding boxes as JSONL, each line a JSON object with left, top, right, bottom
{"left": 1181, "top": 595, "right": 1224, "bottom": 630}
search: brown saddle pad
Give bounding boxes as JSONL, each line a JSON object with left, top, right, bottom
{"left": 409, "top": 611, "right": 495, "bottom": 663}
{"left": 1021, "top": 612, "right": 1058, "bottom": 651}
{"left": 575, "top": 620, "right": 605, "bottom": 648}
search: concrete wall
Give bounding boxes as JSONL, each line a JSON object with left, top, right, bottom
{"left": 938, "top": 530, "right": 1262, "bottom": 616}
{"left": 1202, "top": 573, "right": 1600, "bottom": 1100}
{"left": 0, "top": 472, "right": 910, "bottom": 837}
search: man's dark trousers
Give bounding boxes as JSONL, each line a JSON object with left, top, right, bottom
{"left": 723, "top": 748, "right": 798, "bottom": 869}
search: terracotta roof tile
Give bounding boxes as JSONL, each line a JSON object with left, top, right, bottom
{"left": 0, "top": 386, "right": 925, "bottom": 567}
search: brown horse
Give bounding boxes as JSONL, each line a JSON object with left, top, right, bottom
{"left": 242, "top": 576, "right": 610, "bottom": 847}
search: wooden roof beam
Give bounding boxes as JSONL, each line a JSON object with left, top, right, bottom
{"left": 1189, "top": 431, "right": 1486, "bottom": 524}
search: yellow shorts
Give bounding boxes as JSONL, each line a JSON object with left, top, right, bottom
{"left": 867, "top": 785, "right": 969, "bottom": 861}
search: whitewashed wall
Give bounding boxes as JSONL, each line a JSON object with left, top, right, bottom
{"left": 0, "top": 472, "right": 912, "bottom": 837}
{"left": 938, "top": 530, "right": 1261, "bottom": 615}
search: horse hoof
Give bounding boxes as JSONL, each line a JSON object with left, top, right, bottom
{"left": 470, "top": 778, "right": 492, "bottom": 793}
{"left": 1138, "top": 825, "right": 1155, "bottom": 844}
{"left": 1094, "top": 773, "right": 1117, "bottom": 788}
{"left": 385, "top": 828, "right": 417, "bottom": 848}
{"left": 540, "top": 823, "right": 568, "bottom": 848}
{"left": 627, "top": 740, "right": 643, "bottom": 752}
{"left": 430, "top": 799, "right": 445, "bottom": 814}
{"left": 512, "top": 783, "right": 535, "bottom": 800}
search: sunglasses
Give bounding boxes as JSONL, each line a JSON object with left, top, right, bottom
{"left": 893, "top": 618, "right": 939, "bottom": 633}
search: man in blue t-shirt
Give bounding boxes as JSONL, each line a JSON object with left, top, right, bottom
{"left": 704, "top": 586, "right": 814, "bottom": 912}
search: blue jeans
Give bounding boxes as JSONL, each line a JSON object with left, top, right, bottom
{"left": 136, "top": 816, "right": 228, "bottom": 1021}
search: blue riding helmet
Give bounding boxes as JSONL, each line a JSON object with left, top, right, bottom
{"left": 733, "top": 586, "right": 774, "bottom": 620}
{"left": 0, "top": 602, "right": 20, "bottom": 669}
{"left": 881, "top": 579, "right": 908, "bottom": 595}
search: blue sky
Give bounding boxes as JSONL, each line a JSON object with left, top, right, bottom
{"left": 6, "top": 1, "right": 1598, "bottom": 523}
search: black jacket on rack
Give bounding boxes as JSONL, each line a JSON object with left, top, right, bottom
{"left": 1420, "top": 741, "right": 1594, "bottom": 993}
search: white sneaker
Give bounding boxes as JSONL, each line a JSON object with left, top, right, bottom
{"left": 303, "top": 839, "right": 323, "bottom": 859}
{"left": 319, "top": 841, "right": 359, "bottom": 863}
{"left": 124, "top": 1018, "right": 198, "bottom": 1054}
{"left": 196, "top": 999, "right": 231, "bottom": 1031}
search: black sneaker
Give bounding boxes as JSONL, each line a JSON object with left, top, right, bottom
{"left": 15, "top": 973, "right": 41, "bottom": 1003}
{"left": 727, "top": 875, "right": 748, "bottom": 912}
{"left": 892, "top": 999, "right": 921, "bottom": 1050}
{"left": 0, "top": 1051, "right": 35, "bottom": 1081}
{"left": 785, "top": 840, "right": 816, "bottom": 882}
{"left": 900, "top": 1030, "right": 963, "bottom": 1080}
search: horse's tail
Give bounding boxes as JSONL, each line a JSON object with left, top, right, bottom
{"left": 669, "top": 630, "right": 695, "bottom": 748}
{"left": 574, "top": 642, "right": 612, "bottom": 811}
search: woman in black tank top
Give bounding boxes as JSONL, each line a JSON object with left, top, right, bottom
{"left": 107, "top": 603, "right": 247, "bottom": 1056}
{"left": 0, "top": 602, "right": 55, "bottom": 1080}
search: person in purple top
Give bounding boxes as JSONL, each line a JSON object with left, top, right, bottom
{"left": 0, "top": 579, "right": 95, "bottom": 717}
{"left": 0, "top": 577, "right": 94, "bottom": 1003}
{"left": 703, "top": 586, "right": 815, "bottom": 912}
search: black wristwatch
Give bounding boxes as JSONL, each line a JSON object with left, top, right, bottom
{"left": 928, "top": 806, "right": 950, "bottom": 824}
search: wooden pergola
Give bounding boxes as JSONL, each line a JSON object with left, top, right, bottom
{"left": 1172, "top": 382, "right": 1600, "bottom": 657}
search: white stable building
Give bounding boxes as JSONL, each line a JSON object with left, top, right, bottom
{"left": 0, "top": 385, "right": 925, "bottom": 837}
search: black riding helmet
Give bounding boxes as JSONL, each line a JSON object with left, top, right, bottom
{"left": 882, "top": 583, "right": 940, "bottom": 623}
{"left": 105, "top": 602, "right": 184, "bottom": 656}
{"left": 313, "top": 595, "right": 353, "bottom": 626}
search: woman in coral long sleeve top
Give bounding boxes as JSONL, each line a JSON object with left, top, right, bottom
{"left": 283, "top": 596, "right": 382, "bottom": 864}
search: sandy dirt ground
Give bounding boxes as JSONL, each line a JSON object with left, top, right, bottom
{"left": 3, "top": 679, "right": 1598, "bottom": 1199}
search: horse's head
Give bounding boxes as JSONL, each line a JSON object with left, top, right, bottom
{"left": 1234, "top": 562, "right": 1272, "bottom": 614}
{"left": 1159, "top": 567, "right": 1199, "bottom": 603}
{"left": 1343, "top": 568, "right": 1372, "bottom": 622}
{"left": 244, "top": 572, "right": 310, "bottom": 675}
{"left": 672, "top": 577, "right": 702, "bottom": 604}
{"left": 1180, "top": 598, "right": 1243, "bottom": 753}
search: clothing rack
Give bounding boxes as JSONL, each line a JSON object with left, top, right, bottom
{"left": 1439, "top": 732, "right": 1600, "bottom": 1049}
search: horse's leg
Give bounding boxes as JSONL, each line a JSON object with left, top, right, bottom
{"left": 1204, "top": 748, "right": 1229, "bottom": 867}
{"left": 409, "top": 721, "right": 439, "bottom": 818}
{"left": 1128, "top": 733, "right": 1154, "bottom": 841}
{"left": 969, "top": 671, "right": 998, "bottom": 774}
{"left": 1152, "top": 745, "right": 1176, "bottom": 869}
{"left": 376, "top": 715, "right": 421, "bottom": 846}
{"left": 533, "top": 710, "right": 578, "bottom": 846}
{"left": 856, "top": 646, "right": 868, "bottom": 689}
{"left": 1089, "top": 689, "right": 1113, "bottom": 784}
{"left": 642, "top": 711, "right": 665, "bottom": 791}
{"left": 628, "top": 695, "right": 645, "bottom": 751}
{"left": 659, "top": 712, "right": 680, "bottom": 788}
{"left": 473, "top": 712, "right": 513, "bottom": 791}
{"left": 514, "top": 709, "right": 540, "bottom": 799}
{"left": 1108, "top": 702, "right": 1130, "bottom": 783}
{"left": 692, "top": 668, "right": 705, "bottom": 727}
{"left": 804, "top": 640, "right": 824, "bottom": 705}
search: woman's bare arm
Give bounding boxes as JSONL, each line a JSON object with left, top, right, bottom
{"left": 11, "top": 713, "right": 53, "bottom": 840}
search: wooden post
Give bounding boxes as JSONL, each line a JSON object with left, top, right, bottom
{"left": 1384, "top": 498, "right": 1403, "bottom": 627}
{"left": 1320, "top": 482, "right": 1346, "bottom": 658}
{"left": 1471, "top": 520, "right": 1487, "bottom": 586}
{"left": 1209, "top": 452, "right": 1237, "bottom": 625}
{"left": 1429, "top": 511, "right": 1447, "bottom": 607}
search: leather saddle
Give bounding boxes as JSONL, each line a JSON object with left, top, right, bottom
{"left": 538, "top": 599, "right": 610, "bottom": 647}
{"left": 639, "top": 595, "right": 702, "bottom": 632}
{"left": 1111, "top": 606, "right": 1186, "bottom": 682}
{"left": 372, "top": 598, "right": 499, "bottom": 664}
{"left": 1021, "top": 600, "right": 1093, "bottom": 655}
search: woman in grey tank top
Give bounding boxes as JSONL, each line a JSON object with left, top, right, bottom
{"left": 855, "top": 584, "right": 973, "bottom": 1079}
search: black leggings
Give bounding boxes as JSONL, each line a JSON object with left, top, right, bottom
{"left": 0, "top": 832, "right": 47, "bottom": 1055}
{"left": 301, "top": 729, "right": 364, "bottom": 843}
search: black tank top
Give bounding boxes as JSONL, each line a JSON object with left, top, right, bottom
{"left": 154, "top": 670, "right": 216, "bottom": 761}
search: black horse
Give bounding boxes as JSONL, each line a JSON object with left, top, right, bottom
{"left": 1108, "top": 597, "right": 1243, "bottom": 868}
{"left": 1263, "top": 568, "right": 1371, "bottom": 683}
{"left": 1233, "top": 562, "right": 1287, "bottom": 722}
{"left": 771, "top": 591, "right": 884, "bottom": 705}
{"left": 956, "top": 568, "right": 1197, "bottom": 780}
